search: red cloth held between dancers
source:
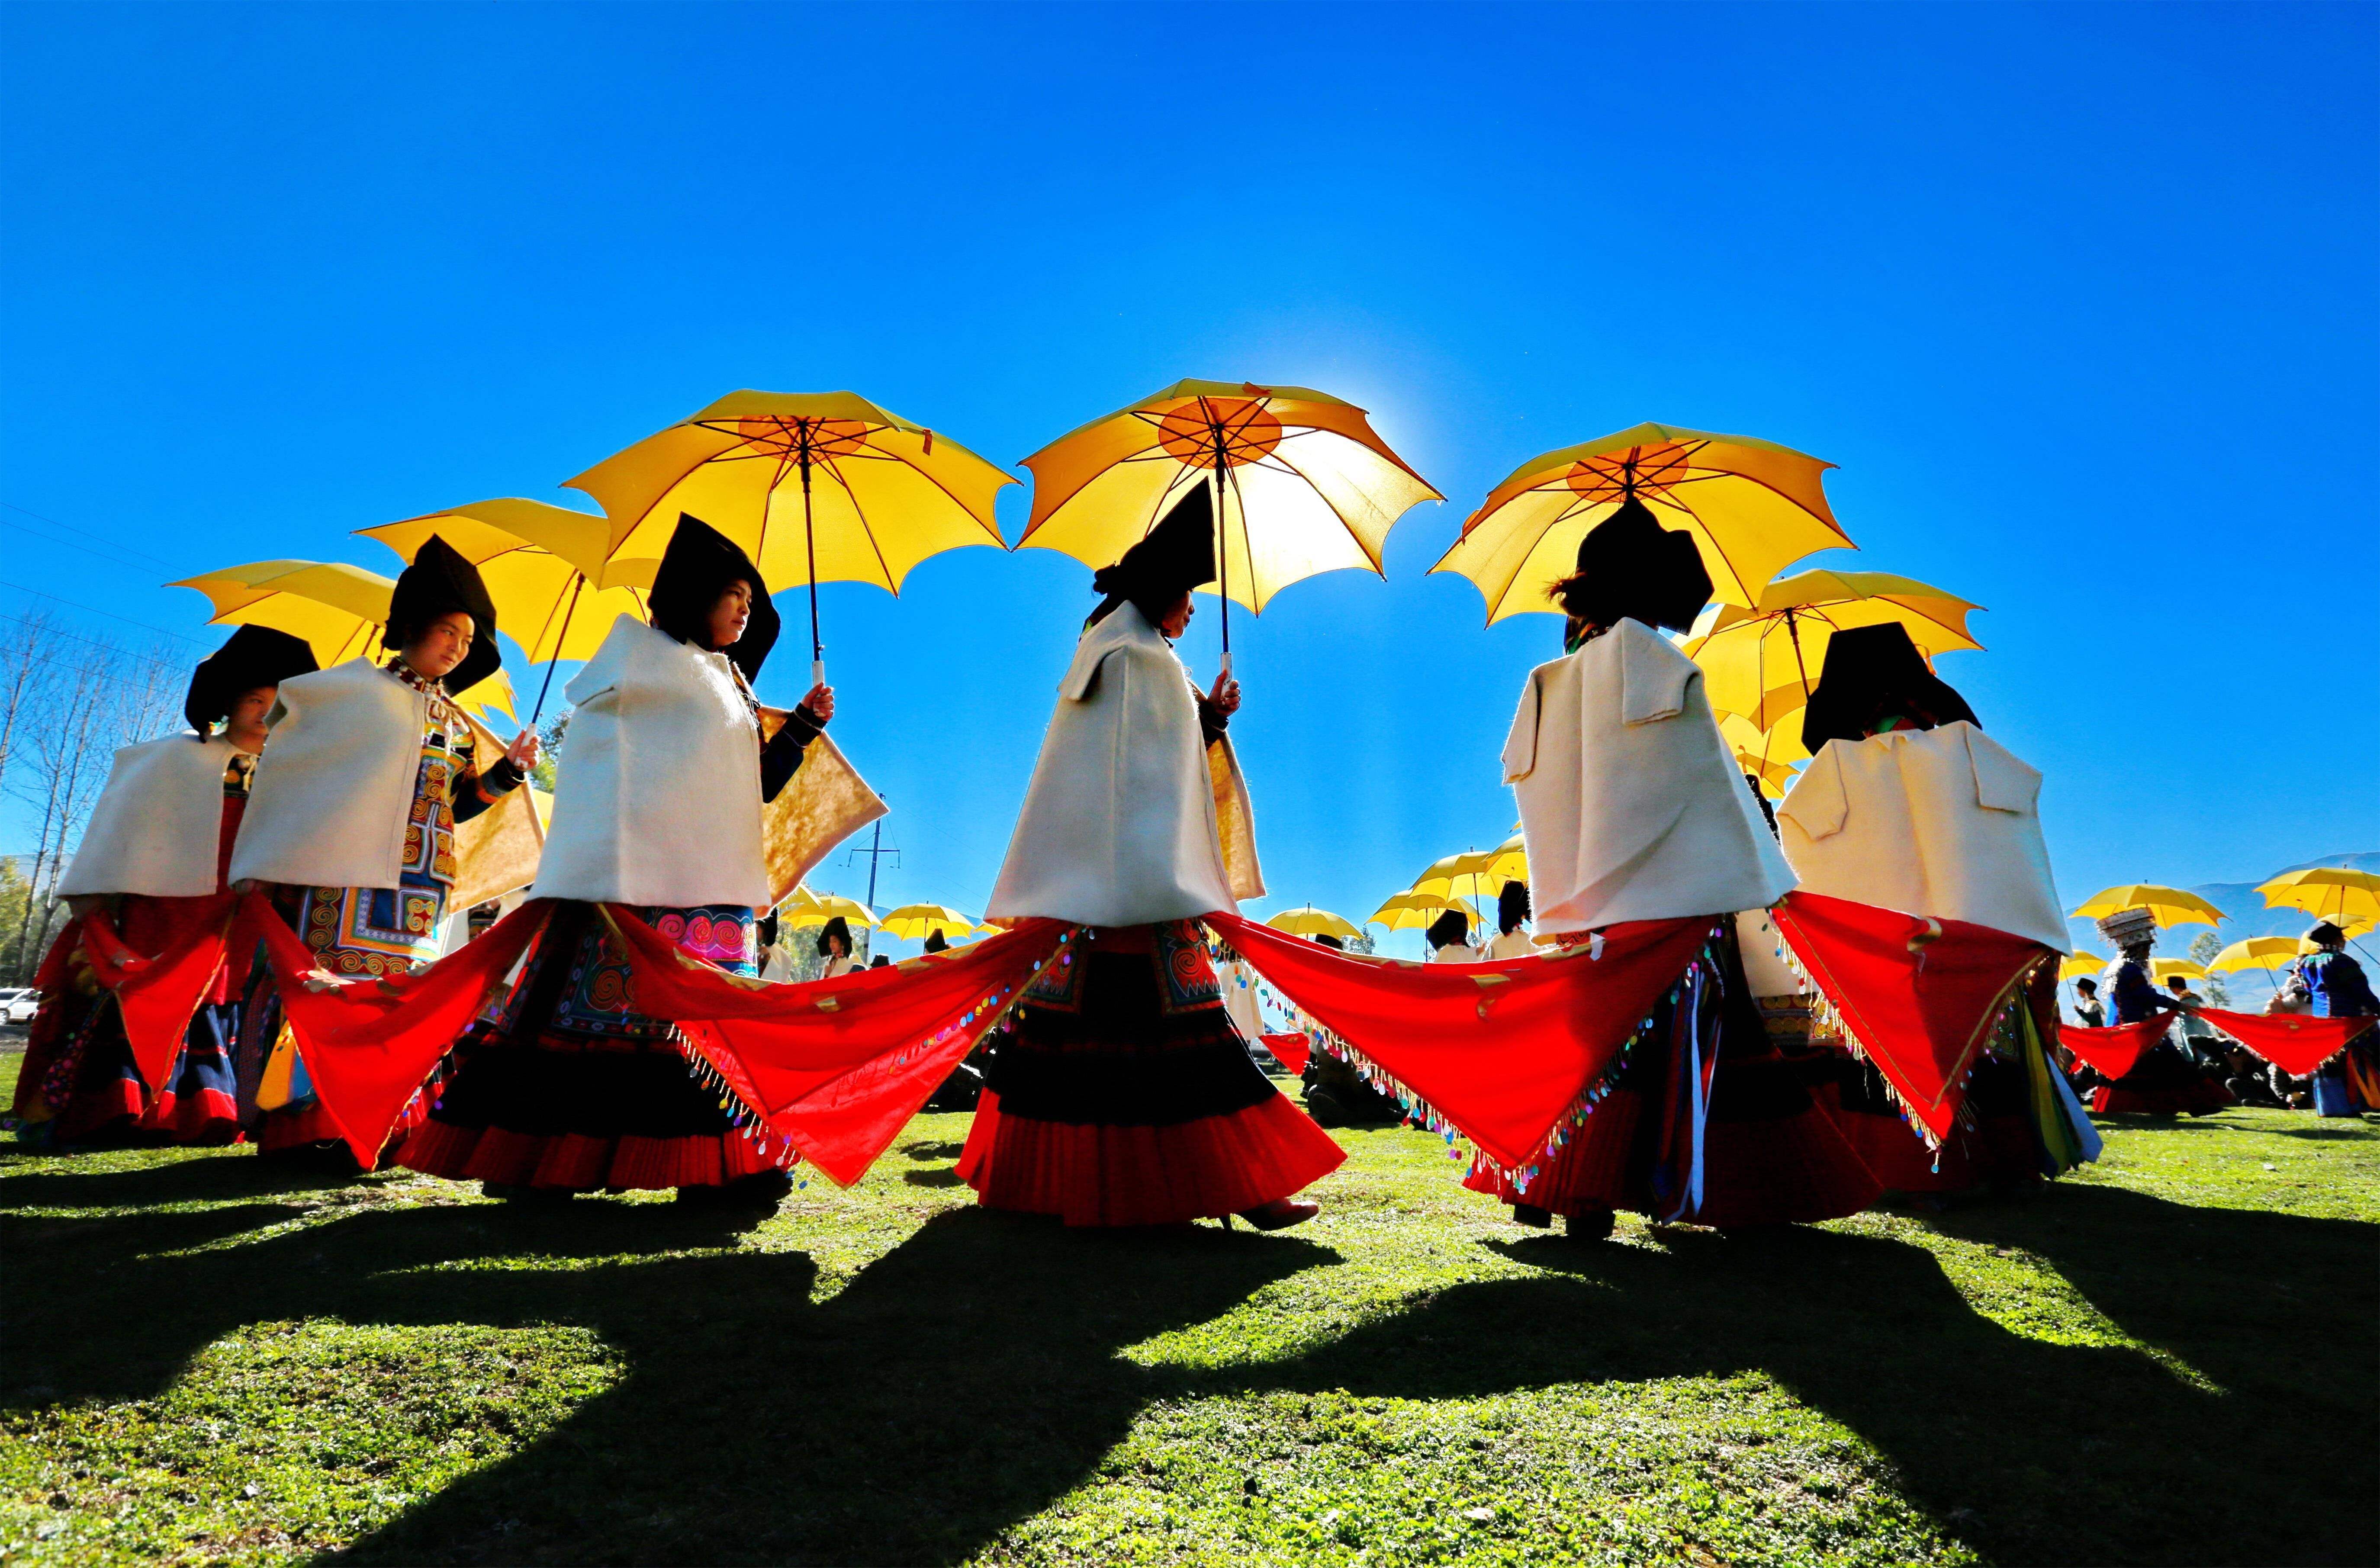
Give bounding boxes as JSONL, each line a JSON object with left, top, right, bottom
{"left": 70, "top": 894, "right": 238, "bottom": 1099}
{"left": 1260, "top": 1032, "right": 1312, "bottom": 1075}
{"left": 2057, "top": 1014, "right": 2172, "bottom": 1080}
{"left": 242, "top": 892, "right": 553, "bottom": 1168}
{"left": 1208, "top": 911, "right": 1711, "bottom": 1173}
{"left": 2198, "top": 1008, "right": 2377, "bottom": 1078}
{"left": 602, "top": 908, "right": 1070, "bottom": 1186}
{"left": 1771, "top": 890, "right": 2050, "bottom": 1143}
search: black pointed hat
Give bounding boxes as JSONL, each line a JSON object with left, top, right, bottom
{"left": 649, "top": 513, "right": 781, "bottom": 681}
{"left": 1091, "top": 483, "right": 1217, "bottom": 625}
{"left": 1799, "top": 623, "right": 1979, "bottom": 753}
{"left": 385, "top": 534, "right": 502, "bottom": 695}
{"left": 183, "top": 625, "right": 318, "bottom": 738}
{"left": 1557, "top": 497, "right": 1713, "bottom": 634}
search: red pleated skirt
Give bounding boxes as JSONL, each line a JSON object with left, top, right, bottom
{"left": 955, "top": 922, "right": 1344, "bottom": 1227}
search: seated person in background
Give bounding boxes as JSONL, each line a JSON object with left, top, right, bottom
{"left": 2221, "top": 1044, "right": 2281, "bottom": 1108}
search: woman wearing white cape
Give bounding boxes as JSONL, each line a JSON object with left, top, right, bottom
{"left": 228, "top": 539, "right": 538, "bottom": 1159}
{"left": 15, "top": 627, "right": 315, "bottom": 1144}
{"left": 401, "top": 515, "right": 837, "bottom": 1204}
{"left": 961, "top": 487, "right": 1343, "bottom": 1230}
{"left": 1461, "top": 498, "right": 1878, "bottom": 1238}
{"left": 1779, "top": 623, "right": 2104, "bottom": 1184}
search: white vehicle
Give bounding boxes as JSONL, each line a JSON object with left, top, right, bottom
{"left": 0, "top": 988, "right": 38, "bottom": 1025}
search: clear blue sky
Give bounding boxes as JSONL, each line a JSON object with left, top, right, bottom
{"left": 3, "top": 2, "right": 2373, "bottom": 955}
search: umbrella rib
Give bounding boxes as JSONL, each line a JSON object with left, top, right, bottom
{"left": 810, "top": 453, "right": 900, "bottom": 592}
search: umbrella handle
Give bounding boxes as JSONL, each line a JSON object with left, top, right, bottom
{"left": 813, "top": 657, "right": 827, "bottom": 687}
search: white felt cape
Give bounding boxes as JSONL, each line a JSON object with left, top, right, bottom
{"left": 228, "top": 660, "right": 543, "bottom": 903}
{"left": 1776, "top": 721, "right": 2068, "bottom": 952}
{"left": 987, "top": 602, "right": 1262, "bottom": 928}
{"left": 1504, "top": 619, "right": 1795, "bottom": 933}
{"left": 529, "top": 617, "right": 884, "bottom": 910}
{"left": 58, "top": 733, "right": 242, "bottom": 899}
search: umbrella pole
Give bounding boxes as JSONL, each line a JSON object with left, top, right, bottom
{"left": 801, "top": 447, "right": 824, "bottom": 688}
{"left": 530, "top": 574, "right": 585, "bottom": 725}
{"left": 1209, "top": 413, "right": 1232, "bottom": 678}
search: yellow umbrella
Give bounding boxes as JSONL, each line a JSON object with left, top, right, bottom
{"left": 876, "top": 904, "right": 978, "bottom": 942}
{"left": 1717, "top": 713, "right": 1810, "bottom": 799}
{"left": 358, "top": 499, "right": 661, "bottom": 717}
{"left": 780, "top": 890, "right": 875, "bottom": 930}
{"left": 2149, "top": 959, "right": 2207, "bottom": 983}
{"left": 170, "top": 558, "right": 516, "bottom": 720}
{"left": 1687, "top": 569, "right": 1983, "bottom": 736}
{"left": 2256, "top": 868, "right": 2380, "bottom": 931}
{"left": 1367, "top": 891, "right": 1479, "bottom": 931}
{"left": 2060, "top": 952, "right": 2109, "bottom": 981}
{"left": 2071, "top": 884, "right": 2226, "bottom": 931}
{"left": 1264, "top": 905, "right": 1363, "bottom": 940}
{"left": 1017, "top": 379, "right": 1441, "bottom": 670}
{"left": 2209, "top": 937, "right": 2306, "bottom": 982}
{"left": 1481, "top": 833, "right": 1528, "bottom": 888}
{"left": 1409, "top": 848, "right": 1502, "bottom": 901}
{"left": 1430, "top": 423, "right": 1852, "bottom": 623}
{"left": 566, "top": 390, "right": 1015, "bottom": 683}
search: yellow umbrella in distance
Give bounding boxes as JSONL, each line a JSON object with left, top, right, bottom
{"left": 2071, "top": 885, "right": 2226, "bottom": 930}
{"left": 1410, "top": 848, "right": 1503, "bottom": 900}
{"left": 1431, "top": 423, "right": 1852, "bottom": 623}
{"left": 780, "top": 891, "right": 876, "bottom": 930}
{"left": 1264, "top": 906, "right": 1363, "bottom": 941}
{"left": 877, "top": 904, "right": 979, "bottom": 942}
{"left": 2149, "top": 959, "right": 2207, "bottom": 983}
{"left": 2060, "top": 952, "right": 2110, "bottom": 981}
{"left": 1717, "top": 713, "right": 1810, "bottom": 799}
{"left": 1017, "top": 379, "right": 1441, "bottom": 670}
{"left": 2256, "top": 867, "right": 2380, "bottom": 930}
{"left": 566, "top": 390, "right": 1016, "bottom": 683}
{"left": 1367, "top": 891, "right": 1479, "bottom": 931}
{"left": 171, "top": 558, "right": 516, "bottom": 720}
{"left": 1686, "top": 570, "right": 1983, "bottom": 736}
{"left": 2209, "top": 937, "right": 2306, "bottom": 981}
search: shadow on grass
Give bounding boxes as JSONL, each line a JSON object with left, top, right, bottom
{"left": 0, "top": 1146, "right": 361, "bottom": 1208}
{"left": 2, "top": 1159, "right": 2370, "bottom": 1567}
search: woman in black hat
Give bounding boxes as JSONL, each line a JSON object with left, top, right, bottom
{"left": 401, "top": 515, "right": 836, "bottom": 1203}
{"left": 966, "top": 486, "right": 1342, "bottom": 1229}
{"left": 16, "top": 626, "right": 317, "bottom": 1146}
{"left": 817, "top": 915, "right": 859, "bottom": 979}
{"left": 226, "top": 538, "right": 537, "bottom": 1160}
{"left": 1467, "top": 498, "right": 1875, "bottom": 1237}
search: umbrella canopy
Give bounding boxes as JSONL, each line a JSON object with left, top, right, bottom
{"left": 1717, "top": 712, "right": 1810, "bottom": 799}
{"left": 2060, "top": 952, "right": 2110, "bottom": 981}
{"left": 358, "top": 499, "right": 653, "bottom": 665}
{"left": 2256, "top": 868, "right": 2380, "bottom": 930}
{"left": 171, "top": 558, "right": 515, "bottom": 719}
{"left": 1263, "top": 905, "right": 1363, "bottom": 940}
{"left": 2149, "top": 959, "right": 2208, "bottom": 983}
{"left": 566, "top": 390, "right": 1015, "bottom": 677}
{"left": 1016, "top": 380, "right": 1441, "bottom": 647}
{"left": 1409, "top": 848, "right": 1503, "bottom": 899}
{"left": 1687, "top": 569, "right": 1982, "bottom": 733}
{"left": 2209, "top": 937, "right": 2309, "bottom": 974}
{"left": 876, "top": 904, "right": 979, "bottom": 942}
{"left": 1430, "top": 423, "right": 1852, "bottom": 624}
{"left": 1367, "top": 891, "right": 1479, "bottom": 931}
{"left": 2071, "top": 884, "right": 2226, "bottom": 930}
{"left": 779, "top": 889, "right": 876, "bottom": 930}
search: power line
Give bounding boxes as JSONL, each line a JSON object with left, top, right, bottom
{"left": 0, "top": 500, "right": 180, "bottom": 571}
{"left": 0, "top": 579, "right": 206, "bottom": 646}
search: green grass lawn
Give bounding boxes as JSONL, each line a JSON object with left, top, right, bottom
{"left": 2, "top": 1086, "right": 2373, "bottom": 1567}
